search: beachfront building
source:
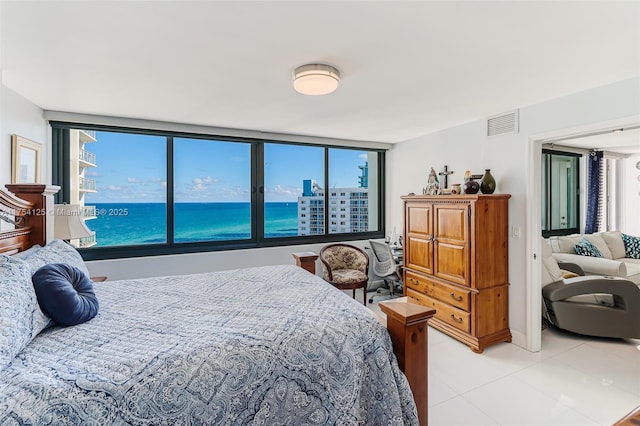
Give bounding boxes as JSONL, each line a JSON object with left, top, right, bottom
{"left": 68, "top": 129, "right": 98, "bottom": 247}
{"left": 298, "top": 163, "right": 369, "bottom": 235}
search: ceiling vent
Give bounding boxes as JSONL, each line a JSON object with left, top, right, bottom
{"left": 487, "top": 110, "right": 519, "bottom": 136}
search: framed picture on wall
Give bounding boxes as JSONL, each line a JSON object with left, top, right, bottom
{"left": 11, "top": 134, "right": 42, "bottom": 184}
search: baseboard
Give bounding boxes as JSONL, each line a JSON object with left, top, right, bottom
{"left": 510, "top": 329, "right": 528, "bottom": 351}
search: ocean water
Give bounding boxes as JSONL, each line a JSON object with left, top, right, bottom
{"left": 86, "top": 202, "right": 298, "bottom": 247}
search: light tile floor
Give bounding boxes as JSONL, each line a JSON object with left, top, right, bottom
{"left": 362, "top": 291, "right": 640, "bottom": 426}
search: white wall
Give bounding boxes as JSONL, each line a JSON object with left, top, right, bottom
{"left": 0, "top": 83, "right": 48, "bottom": 186}
{"left": 622, "top": 153, "right": 640, "bottom": 236}
{"left": 85, "top": 240, "right": 372, "bottom": 281}
{"left": 0, "top": 81, "right": 48, "bottom": 232}
{"left": 386, "top": 77, "right": 640, "bottom": 345}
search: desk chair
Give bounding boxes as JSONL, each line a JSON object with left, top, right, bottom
{"left": 368, "top": 240, "right": 403, "bottom": 304}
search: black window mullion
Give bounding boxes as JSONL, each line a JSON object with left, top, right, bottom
{"left": 324, "top": 147, "right": 329, "bottom": 235}
{"left": 51, "top": 127, "right": 71, "bottom": 204}
{"left": 253, "top": 142, "right": 264, "bottom": 241}
{"left": 378, "top": 151, "right": 386, "bottom": 235}
{"left": 166, "top": 137, "right": 175, "bottom": 244}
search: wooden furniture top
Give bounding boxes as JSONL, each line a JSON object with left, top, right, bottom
{"left": 379, "top": 297, "right": 436, "bottom": 325}
{"left": 614, "top": 406, "right": 640, "bottom": 425}
{"left": 0, "top": 184, "right": 59, "bottom": 254}
{"left": 401, "top": 193, "right": 511, "bottom": 200}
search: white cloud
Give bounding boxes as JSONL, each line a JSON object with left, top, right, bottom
{"left": 127, "top": 177, "right": 138, "bottom": 183}
{"left": 191, "top": 176, "right": 219, "bottom": 192}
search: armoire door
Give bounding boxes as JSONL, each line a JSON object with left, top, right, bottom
{"left": 404, "top": 202, "right": 434, "bottom": 275}
{"left": 433, "top": 203, "right": 469, "bottom": 286}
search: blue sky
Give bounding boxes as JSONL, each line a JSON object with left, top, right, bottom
{"left": 84, "top": 131, "right": 370, "bottom": 203}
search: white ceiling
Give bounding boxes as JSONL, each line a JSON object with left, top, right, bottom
{"left": 1, "top": 1, "right": 639, "bottom": 146}
{"left": 557, "top": 127, "right": 640, "bottom": 155}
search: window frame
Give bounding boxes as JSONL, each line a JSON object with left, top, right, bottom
{"left": 541, "top": 148, "right": 581, "bottom": 237}
{"left": 51, "top": 122, "right": 385, "bottom": 260}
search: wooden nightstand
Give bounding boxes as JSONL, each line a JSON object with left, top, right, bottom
{"left": 91, "top": 276, "right": 108, "bottom": 282}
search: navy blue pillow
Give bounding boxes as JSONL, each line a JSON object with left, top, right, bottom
{"left": 32, "top": 264, "right": 99, "bottom": 326}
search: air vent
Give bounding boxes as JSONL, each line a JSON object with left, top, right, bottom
{"left": 487, "top": 110, "right": 519, "bottom": 136}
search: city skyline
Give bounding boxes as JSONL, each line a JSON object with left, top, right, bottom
{"left": 85, "top": 130, "right": 370, "bottom": 203}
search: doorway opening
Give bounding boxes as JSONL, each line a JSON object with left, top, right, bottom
{"left": 526, "top": 116, "right": 640, "bottom": 352}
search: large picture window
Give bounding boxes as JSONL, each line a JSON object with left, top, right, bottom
{"left": 51, "top": 124, "right": 385, "bottom": 259}
{"left": 71, "top": 130, "right": 167, "bottom": 248}
{"left": 264, "top": 143, "right": 324, "bottom": 238}
{"left": 174, "top": 137, "right": 251, "bottom": 242}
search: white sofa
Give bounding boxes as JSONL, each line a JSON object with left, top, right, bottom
{"left": 547, "top": 231, "right": 640, "bottom": 284}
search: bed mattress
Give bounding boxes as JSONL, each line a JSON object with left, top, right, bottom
{"left": 0, "top": 264, "right": 417, "bottom": 425}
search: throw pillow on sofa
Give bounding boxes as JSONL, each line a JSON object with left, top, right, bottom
{"left": 622, "top": 234, "right": 640, "bottom": 259}
{"left": 575, "top": 238, "right": 602, "bottom": 257}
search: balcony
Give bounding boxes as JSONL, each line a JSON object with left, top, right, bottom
{"left": 79, "top": 149, "right": 96, "bottom": 167}
{"left": 82, "top": 205, "right": 97, "bottom": 219}
{"left": 79, "top": 129, "right": 97, "bottom": 143}
{"left": 79, "top": 233, "right": 97, "bottom": 248}
{"left": 79, "top": 177, "right": 97, "bottom": 193}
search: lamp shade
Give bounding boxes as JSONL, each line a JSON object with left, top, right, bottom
{"left": 54, "top": 204, "right": 94, "bottom": 240}
{"left": 293, "top": 64, "right": 340, "bottom": 96}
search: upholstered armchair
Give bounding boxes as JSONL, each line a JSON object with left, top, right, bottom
{"left": 541, "top": 237, "right": 640, "bottom": 338}
{"left": 319, "top": 243, "right": 369, "bottom": 305}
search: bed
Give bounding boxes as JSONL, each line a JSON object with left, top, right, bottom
{"left": 0, "top": 184, "right": 434, "bottom": 425}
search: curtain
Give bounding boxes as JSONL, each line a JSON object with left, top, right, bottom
{"left": 585, "top": 150, "right": 604, "bottom": 234}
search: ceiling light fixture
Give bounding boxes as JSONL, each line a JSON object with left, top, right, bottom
{"left": 293, "top": 64, "right": 340, "bottom": 96}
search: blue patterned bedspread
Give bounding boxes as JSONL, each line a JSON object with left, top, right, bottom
{"left": 0, "top": 265, "right": 418, "bottom": 425}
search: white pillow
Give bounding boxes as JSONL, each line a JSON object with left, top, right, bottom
{"left": 0, "top": 257, "right": 50, "bottom": 370}
{"left": 600, "top": 231, "right": 626, "bottom": 260}
{"left": 583, "top": 234, "right": 612, "bottom": 259}
{"left": 21, "top": 239, "right": 90, "bottom": 277}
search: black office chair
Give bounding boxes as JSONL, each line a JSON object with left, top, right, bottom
{"left": 368, "top": 240, "right": 403, "bottom": 304}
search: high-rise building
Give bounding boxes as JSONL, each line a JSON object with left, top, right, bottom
{"left": 68, "top": 129, "right": 98, "bottom": 247}
{"left": 297, "top": 163, "right": 369, "bottom": 235}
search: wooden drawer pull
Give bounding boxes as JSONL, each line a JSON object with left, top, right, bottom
{"left": 450, "top": 292, "right": 463, "bottom": 302}
{"left": 450, "top": 314, "right": 463, "bottom": 323}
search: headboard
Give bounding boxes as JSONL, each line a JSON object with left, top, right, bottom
{"left": 0, "top": 184, "right": 59, "bottom": 255}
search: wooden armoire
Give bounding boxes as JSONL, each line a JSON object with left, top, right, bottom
{"left": 401, "top": 194, "right": 511, "bottom": 353}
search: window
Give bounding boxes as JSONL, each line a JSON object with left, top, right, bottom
{"left": 264, "top": 143, "right": 324, "bottom": 237}
{"left": 79, "top": 130, "right": 167, "bottom": 247}
{"left": 52, "top": 124, "right": 385, "bottom": 259}
{"left": 541, "top": 149, "right": 580, "bottom": 237}
{"left": 174, "top": 138, "right": 251, "bottom": 242}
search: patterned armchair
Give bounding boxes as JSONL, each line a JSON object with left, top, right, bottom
{"left": 319, "top": 243, "right": 369, "bottom": 305}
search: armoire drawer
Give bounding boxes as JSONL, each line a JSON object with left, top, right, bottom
{"left": 430, "top": 281, "right": 471, "bottom": 312}
{"left": 404, "top": 270, "right": 431, "bottom": 294}
{"left": 405, "top": 270, "right": 471, "bottom": 312}
{"left": 406, "top": 289, "right": 471, "bottom": 333}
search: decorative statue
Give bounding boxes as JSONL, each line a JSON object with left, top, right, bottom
{"left": 423, "top": 167, "right": 440, "bottom": 195}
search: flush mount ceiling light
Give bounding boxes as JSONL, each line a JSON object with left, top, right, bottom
{"left": 293, "top": 64, "right": 340, "bottom": 96}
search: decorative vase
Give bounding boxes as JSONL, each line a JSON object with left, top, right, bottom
{"left": 463, "top": 179, "right": 479, "bottom": 194}
{"left": 480, "top": 169, "right": 496, "bottom": 194}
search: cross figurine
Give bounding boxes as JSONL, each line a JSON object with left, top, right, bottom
{"left": 438, "top": 165, "right": 454, "bottom": 189}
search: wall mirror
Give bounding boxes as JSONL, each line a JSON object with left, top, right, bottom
{"left": 11, "top": 134, "right": 42, "bottom": 184}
